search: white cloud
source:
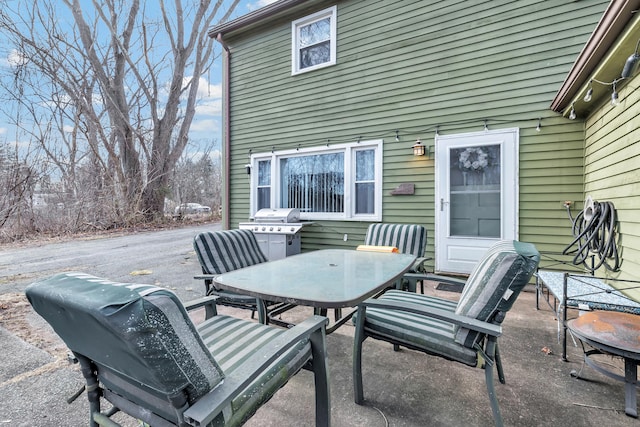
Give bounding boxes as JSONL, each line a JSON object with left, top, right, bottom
{"left": 196, "top": 99, "right": 222, "bottom": 116}
{"left": 175, "top": 76, "right": 222, "bottom": 100}
{"left": 8, "top": 138, "right": 34, "bottom": 152}
{"left": 189, "top": 118, "right": 219, "bottom": 133}
{"left": 6, "top": 49, "right": 28, "bottom": 67}
{"left": 247, "top": 0, "right": 278, "bottom": 12}
{"left": 161, "top": 76, "right": 222, "bottom": 113}
{"left": 0, "top": 127, "right": 6, "bottom": 136}
{"left": 196, "top": 79, "right": 222, "bottom": 99}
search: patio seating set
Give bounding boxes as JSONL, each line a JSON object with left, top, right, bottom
{"left": 27, "top": 224, "right": 552, "bottom": 426}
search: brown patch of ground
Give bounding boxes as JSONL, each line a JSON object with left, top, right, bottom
{"left": 0, "top": 216, "right": 219, "bottom": 249}
{"left": 0, "top": 293, "right": 60, "bottom": 353}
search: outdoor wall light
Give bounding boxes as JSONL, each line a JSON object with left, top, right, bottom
{"left": 611, "top": 82, "right": 620, "bottom": 107}
{"left": 583, "top": 82, "right": 593, "bottom": 102}
{"left": 412, "top": 140, "right": 432, "bottom": 158}
{"left": 622, "top": 53, "right": 639, "bottom": 78}
{"left": 244, "top": 163, "right": 252, "bottom": 175}
{"left": 570, "top": 38, "right": 640, "bottom": 118}
{"left": 622, "top": 38, "right": 640, "bottom": 78}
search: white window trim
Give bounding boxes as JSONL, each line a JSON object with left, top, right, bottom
{"left": 291, "top": 6, "right": 337, "bottom": 75}
{"left": 249, "top": 139, "right": 382, "bottom": 221}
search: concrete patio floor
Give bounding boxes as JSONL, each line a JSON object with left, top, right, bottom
{"left": 1, "top": 281, "right": 636, "bottom": 426}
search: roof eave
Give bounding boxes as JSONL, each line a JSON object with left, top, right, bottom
{"left": 208, "top": 0, "right": 313, "bottom": 39}
{"left": 550, "top": 0, "right": 640, "bottom": 113}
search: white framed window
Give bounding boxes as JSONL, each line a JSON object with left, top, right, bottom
{"left": 250, "top": 140, "right": 382, "bottom": 221}
{"left": 291, "top": 6, "right": 337, "bottom": 75}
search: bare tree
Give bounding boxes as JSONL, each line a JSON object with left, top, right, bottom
{"left": 0, "top": 0, "right": 239, "bottom": 223}
{"left": 0, "top": 143, "right": 30, "bottom": 229}
{"left": 171, "top": 142, "right": 222, "bottom": 215}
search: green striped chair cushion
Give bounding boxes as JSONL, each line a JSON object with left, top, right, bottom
{"left": 361, "top": 290, "right": 478, "bottom": 366}
{"left": 454, "top": 240, "right": 540, "bottom": 348}
{"left": 25, "top": 273, "right": 225, "bottom": 422}
{"left": 194, "top": 229, "right": 268, "bottom": 275}
{"left": 364, "top": 223, "right": 426, "bottom": 258}
{"left": 198, "top": 315, "right": 312, "bottom": 426}
{"left": 364, "top": 224, "right": 427, "bottom": 273}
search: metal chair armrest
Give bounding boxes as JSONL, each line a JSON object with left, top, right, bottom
{"left": 183, "top": 295, "right": 219, "bottom": 317}
{"left": 411, "top": 256, "right": 432, "bottom": 273}
{"left": 403, "top": 272, "right": 466, "bottom": 286}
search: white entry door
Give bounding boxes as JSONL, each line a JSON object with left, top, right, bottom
{"left": 435, "top": 128, "right": 519, "bottom": 274}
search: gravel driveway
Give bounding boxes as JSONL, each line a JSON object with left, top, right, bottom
{"left": 0, "top": 222, "right": 221, "bottom": 298}
{"left": 0, "top": 222, "right": 221, "bottom": 426}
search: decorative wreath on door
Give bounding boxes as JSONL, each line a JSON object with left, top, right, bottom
{"left": 459, "top": 147, "right": 488, "bottom": 172}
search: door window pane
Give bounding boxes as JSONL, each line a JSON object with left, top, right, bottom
{"left": 449, "top": 144, "right": 501, "bottom": 237}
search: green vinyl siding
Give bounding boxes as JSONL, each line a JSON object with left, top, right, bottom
{"left": 221, "top": 0, "right": 608, "bottom": 263}
{"left": 583, "top": 71, "right": 640, "bottom": 301}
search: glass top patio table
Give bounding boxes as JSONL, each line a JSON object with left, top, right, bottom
{"left": 213, "top": 249, "right": 416, "bottom": 309}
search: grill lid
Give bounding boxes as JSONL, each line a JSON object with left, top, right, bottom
{"left": 253, "top": 208, "right": 300, "bottom": 223}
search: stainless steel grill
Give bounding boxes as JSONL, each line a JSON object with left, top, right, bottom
{"left": 239, "top": 208, "right": 306, "bottom": 260}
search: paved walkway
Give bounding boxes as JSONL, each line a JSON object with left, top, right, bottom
{"left": 0, "top": 229, "right": 636, "bottom": 426}
{"left": 1, "top": 287, "right": 636, "bottom": 426}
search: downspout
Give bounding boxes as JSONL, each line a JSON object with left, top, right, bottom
{"left": 216, "top": 33, "right": 231, "bottom": 230}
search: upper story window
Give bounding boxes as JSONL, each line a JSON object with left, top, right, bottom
{"left": 291, "top": 6, "right": 337, "bottom": 75}
{"left": 250, "top": 140, "right": 382, "bottom": 221}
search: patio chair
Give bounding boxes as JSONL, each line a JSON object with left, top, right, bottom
{"left": 353, "top": 240, "right": 540, "bottom": 426}
{"left": 193, "top": 229, "right": 279, "bottom": 323}
{"left": 26, "top": 272, "right": 331, "bottom": 427}
{"left": 363, "top": 223, "right": 430, "bottom": 293}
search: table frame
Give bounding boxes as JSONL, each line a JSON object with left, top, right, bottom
{"left": 567, "top": 312, "right": 640, "bottom": 418}
{"left": 535, "top": 270, "right": 640, "bottom": 360}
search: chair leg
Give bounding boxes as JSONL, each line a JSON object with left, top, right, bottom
{"left": 406, "top": 278, "right": 417, "bottom": 293}
{"left": 204, "top": 301, "right": 217, "bottom": 320}
{"left": 204, "top": 279, "right": 213, "bottom": 296}
{"left": 484, "top": 338, "right": 504, "bottom": 427}
{"left": 256, "top": 299, "right": 268, "bottom": 324}
{"left": 353, "top": 307, "right": 366, "bottom": 404}
{"left": 495, "top": 344, "right": 505, "bottom": 384}
{"left": 309, "top": 326, "right": 331, "bottom": 426}
{"left": 76, "top": 355, "right": 101, "bottom": 427}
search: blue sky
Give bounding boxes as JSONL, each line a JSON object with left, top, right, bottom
{"left": 187, "top": 0, "right": 278, "bottom": 145}
{"left": 0, "top": 0, "right": 278, "bottom": 159}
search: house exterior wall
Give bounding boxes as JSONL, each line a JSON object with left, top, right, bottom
{"left": 220, "top": 0, "right": 608, "bottom": 266}
{"left": 584, "top": 71, "right": 640, "bottom": 299}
